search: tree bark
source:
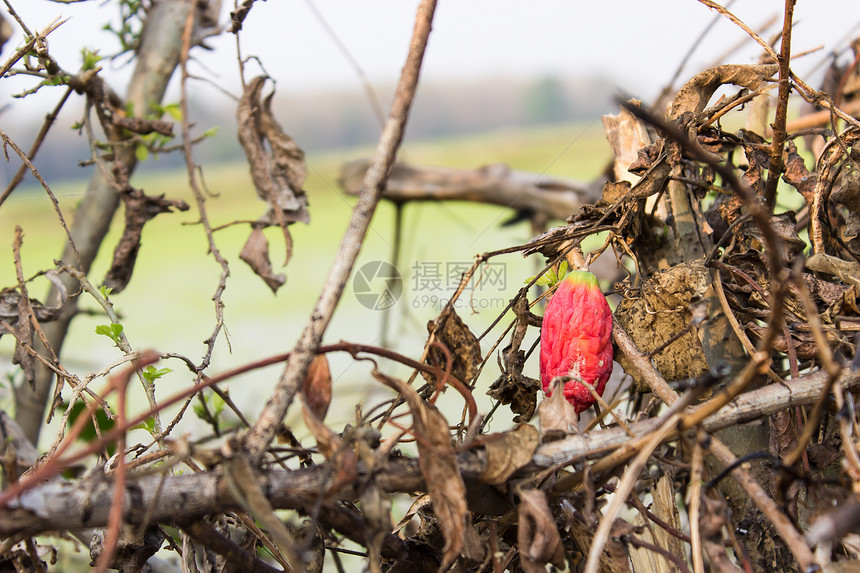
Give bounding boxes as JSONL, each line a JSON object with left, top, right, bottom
{"left": 2, "top": 366, "right": 855, "bottom": 538}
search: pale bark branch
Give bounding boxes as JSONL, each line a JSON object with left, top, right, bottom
{"left": 2, "top": 366, "right": 855, "bottom": 539}
{"left": 242, "top": 0, "right": 439, "bottom": 461}
{"left": 338, "top": 159, "right": 602, "bottom": 221}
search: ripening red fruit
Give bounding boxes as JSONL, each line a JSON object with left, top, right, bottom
{"left": 539, "top": 270, "right": 613, "bottom": 413}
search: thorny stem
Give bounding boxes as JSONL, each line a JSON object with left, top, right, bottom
{"left": 179, "top": 0, "right": 230, "bottom": 374}
{"left": 242, "top": 0, "right": 439, "bottom": 462}
{"left": 142, "top": 2, "right": 236, "bottom": 450}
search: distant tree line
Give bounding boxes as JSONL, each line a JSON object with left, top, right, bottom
{"left": 2, "top": 74, "right": 618, "bottom": 186}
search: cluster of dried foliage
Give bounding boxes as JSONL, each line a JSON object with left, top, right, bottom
{"left": 2, "top": 0, "right": 860, "bottom": 572}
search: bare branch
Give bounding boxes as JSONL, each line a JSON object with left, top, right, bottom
{"left": 242, "top": 0, "right": 439, "bottom": 461}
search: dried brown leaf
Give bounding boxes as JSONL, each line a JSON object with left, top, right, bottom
{"left": 0, "top": 277, "right": 66, "bottom": 330}
{"left": 237, "top": 76, "right": 309, "bottom": 227}
{"left": 487, "top": 296, "right": 541, "bottom": 422}
{"left": 670, "top": 64, "right": 778, "bottom": 118}
{"left": 239, "top": 227, "right": 287, "bottom": 293}
{"left": 738, "top": 211, "right": 805, "bottom": 260}
{"left": 372, "top": 370, "right": 482, "bottom": 566}
{"left": 487, "top": 368, "right": 540, "bottom": 423}
{"left": 601, "top": 180, "right": 632, "bottom": 204}
{"left": 223, "top": 456, "right": 300, "bottom": 568}
{"left": 418, "top": 404, "right": 482, "bottom": 565}
{"left": 479, "top": 423, "right": 539, "bottom": 485}
{"left": 518, "top": 490, "right": 565, "bottom": 573}
{"left": 807, "top": 253, "right": 860, "bottom": 290}
{"left": 237, "top": 75, "right": 308, "bottom": 287}
{"left": 104, "top": 189, "right": 190, "bottom": 293}
{"left": 300, "top": 396, "right": 358, "bottom": 493}
{"left": 424, "top": 307, "right": 483, "bottom": 388}
{"left": 301, "top": 354, "right": 332, "bottom": 421}
{"left": 747, "top": 325, "right": 819, "bottom": 359}
{"left": 770, "top": 410, "right": 796, "bottom": 462}
{"left": 628, "top": 140, "right": 662, "bottom": 175}
{"left": 13, "top": 278, "right": 33, "bottom": 388}
{"left": 783, "top": 141, "right": 817, "bottom": 206}
{"left": 538, "top": 379, "right": 579, "bottom": 441}
{"left": 300, "top": 395, "right": 340, "bottom": 460}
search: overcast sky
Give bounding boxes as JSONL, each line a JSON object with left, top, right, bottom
{"left": 3, "top": 1, "right": 860, "bottom": 114}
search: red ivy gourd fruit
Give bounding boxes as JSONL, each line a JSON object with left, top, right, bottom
{"left": 539, "top": 270, "right": 613, "bottom": 413}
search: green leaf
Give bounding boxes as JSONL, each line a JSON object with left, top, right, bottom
{"left": 524, "top": 262, "right": 569, "bottom": 288}
{"left": 211, "top": 392, "right": 226, "bottom": 417}
{"left": 66, "top": 400, "right": 116, "bottom": 456}
{"left": 142, "top": 366, "right": 171, "bottom": 385}
{"left": 80, "top": 48, "right": 102, "bottom": 71}
{"left": 202, "top": 126, "right": 220, "bottom": 138}
{"left": 95, "top": 323, "right": 124, "bottom": 346}
{"left": 98, "top": 285, "right": 113, "bottom": 299}
{"left": 130, "top": 416, "right": 156, "bottom": 434}
{"left": 135, "top": 143, "right": 149, "bottom": 162}
{"left": 162, "top": 103, "right": 182, "bottom": 121}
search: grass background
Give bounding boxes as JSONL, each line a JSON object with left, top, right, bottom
{"left": 0, "top": 121, "right": 610, "bottom": 447}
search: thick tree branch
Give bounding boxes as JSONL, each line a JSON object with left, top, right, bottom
{"left": 1, "top": 367, "right": 854, "bottom": 539}
{"left": 338, "top": 159, "right": 602, "bottom": 220}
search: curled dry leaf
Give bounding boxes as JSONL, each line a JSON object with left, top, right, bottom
{"left": 424, "top": 307, "right": 482, "bottom": 388}
{"left": 488, "top": 295, "right": 542, "bottom": 422}
{"left": 104, "top": 189, "right": 190, "bottom": 293}
{"left": 538, "top": 379, "right": 579, "bottom": 442}
{"left": 372, "top": 370, "right": 482, "bottom": 567}
{"left": 807, "top": 253, "right": 860, "bottom": 290}
{"left": 223, "top": 456, "right": 301, "bottom": 568}
{"left": 301, "top": 354, "right": 332, "bottom": 421}
{"left": 237, "top": 76, "right": 309, "bottom": 289}
{"left": 518, "top": 489, "right": 566, "bottom": 573}
{"left": 0, "top": 273, "right": 66, "bottom": 332}
{"left": 669, "top": 64, "right": 778, "bottom": 119}
{"left": 479, "top": 423, "right": 539, "bottom": 485}
{"left": 299, "top": 395, "right": 358, "bottom": 494}
{"left": 237, "top": 76, "right": 309, "bottom": 223}
{"left": 239, "top": 227, "right": 287, "bottom": 293}
{"left": 13, "top": 277, "right": 33, "bottom": 389}
{"left": 416, "top": 402, "right": 483, "bottom": 566}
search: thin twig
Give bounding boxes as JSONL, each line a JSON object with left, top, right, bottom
{"left": 763, "top": 0, "right": 796, "bottom": 209}
{"left": 696, "top": 0, "right": 778, "bottom": 62}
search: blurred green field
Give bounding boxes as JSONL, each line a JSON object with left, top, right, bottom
{"left": 0, "top": 121, "right": 610, "bottom": 444}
